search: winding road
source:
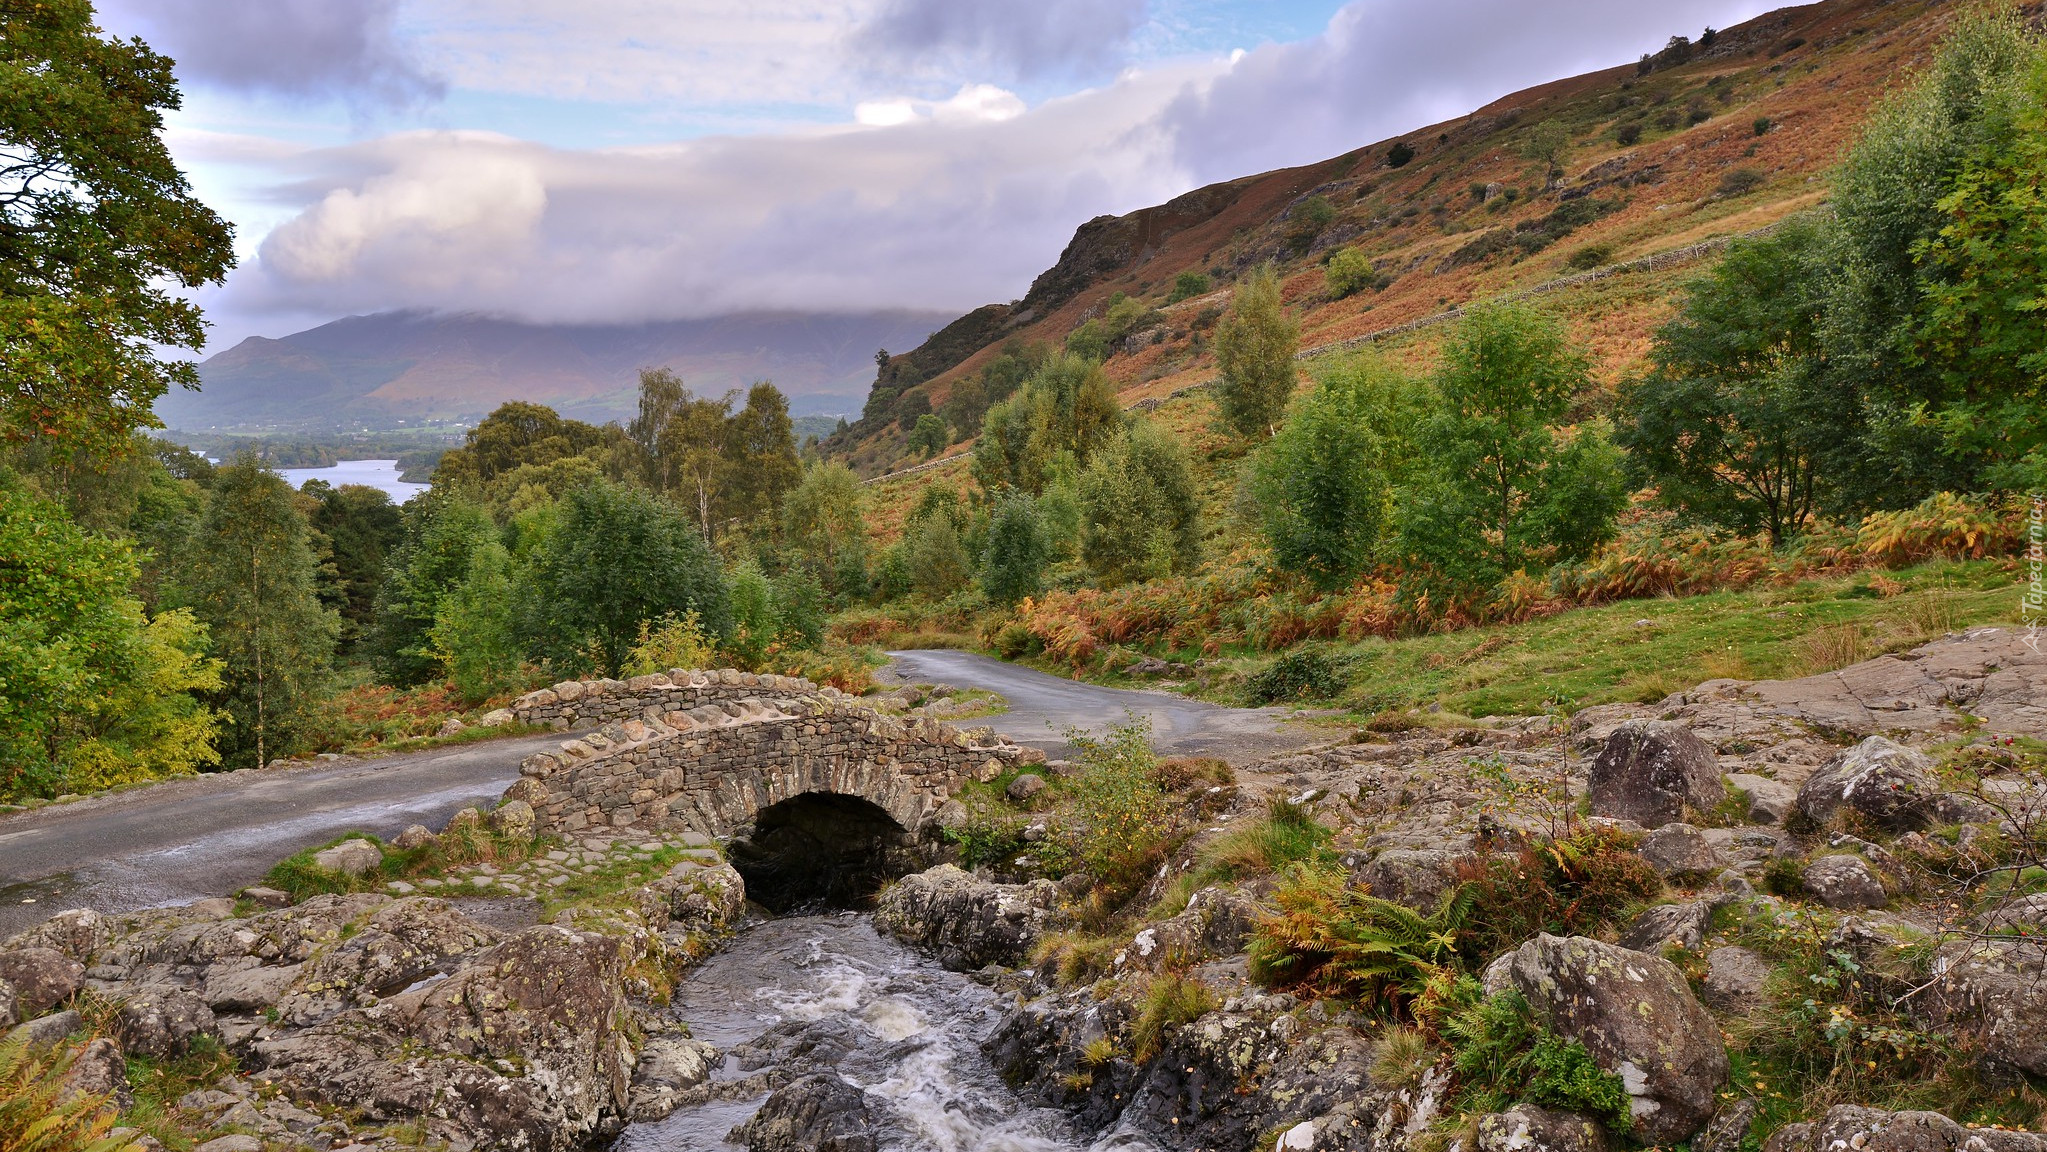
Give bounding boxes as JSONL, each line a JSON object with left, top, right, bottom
{"left": 883, "top": 649, "right": 1315, "bottom": 761}
{"left": 0, "top": 652, "right": 1314, "bottom": 939}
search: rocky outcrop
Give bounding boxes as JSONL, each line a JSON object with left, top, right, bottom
{"left": 1501, "top": 934, "right": 1729, "bottom": 1143}
{"left": 1618, "top": 901, "right": 1711, "bottom": 953}
{"left": 1589, "top": 721, "right": 1724, "bottom": 828}
{"left": 271, "top": 897, "right": 501, "bottom": 1026}
{"left": 873, "top": 865, "right": 1059, "bottom": 970}
{"left": 1767, "top": 1106, "right": 2047, "bottom": 1152}
{"left": 732, "top": 1073, "right": 877, "bottom": 1152}
{"left": 1637, "top": 824, "right": 1723, "bottom": 878}
{"left": 253, "top": 924, "right": 639, "bottom": 1152}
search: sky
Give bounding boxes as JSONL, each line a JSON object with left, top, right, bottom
{"left": 95, "top": 0, "right": 1789, "bottom": 353}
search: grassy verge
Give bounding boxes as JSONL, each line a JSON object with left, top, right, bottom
{"left": 1174, "top": 559, "right": 2019, "bottom": 716}
{"left": 260, "top": 819, "right": 549, "bottom": 904}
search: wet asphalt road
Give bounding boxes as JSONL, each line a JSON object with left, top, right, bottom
{"left": 0, "top": 733, "right": 561, "bottom": 939}
{"left": 884, "top": 648, "right": 1319, "bottom": 762}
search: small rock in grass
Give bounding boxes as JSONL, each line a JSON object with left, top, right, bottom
{"left": 310, "top": 838, "right": 382, "bottom": 877}
{"left": 1800, "top": 854, "right": 1888, "bottom": 910}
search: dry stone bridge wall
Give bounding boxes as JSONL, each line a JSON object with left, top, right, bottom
{"left": 501, "top": 669, "right": 1041, "bottom": 839}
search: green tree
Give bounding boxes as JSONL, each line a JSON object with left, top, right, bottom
{"left": 724, "top": 559, "right": 780, "bottom": 668}
{"left": 780, "top": 461, "right": 869, "bottom": 604}
{"left": 369, "top": 492, "right": 497, "bottom": 685}
{"left": 182, "top": 459, "right": 340, "bottom": 769}
{"left": 1521, "top": 120, "right": 1572, "bottom": 185}
{"left": 725, "top": 382, "right": 803, "bottom": 524}
{"left": 908, "top": 413, "right": 949, "bottom": 457}
{"left": 771, "top": 566, "right": 827, "bottom": 648}
{"left": 981, "top": 491, "right": 1052, "bottom": 605}
{"left": 1213, "top": 264, "right": 1300, "bottom": 438}
{"left": 904, "top": 502, "right": 973, "bottom": 599}
{"left": 1618, "top": 219, "right": 1854, "bottom": 543}
{"left": 1251, "top": 355, "right": 1423, "bottom": 588}
{"left": 304, "top": 481, "right": 404, "bottom": 646}
{"left": 428, "top": 540, "right": 525, "bottom": 704}
{"left": 0, "top": 1, "right": 235, "bottom": 458}
{"left": 1394, "top": 306, "right": 1623, "bottom": 599}
{"left": 1913, "top": 50, "right": 2047, "bottom": 478}
{"left": 1816, "top": 4, "right": 2039, "bottom": 505}
{"left": 1079, "top": 422, "right": 1201, "bottom": 587}
{"left": 0, "top": 479, "right": 221, "bottom": 799}
{"left": 427, "top": 401, "right": 608, "bottom": 491}
{"left": 528, "top": 481, "right": 730, "bottom": 673}
{"left": 973, "top": 352, "right": 1123, "bottom": 495}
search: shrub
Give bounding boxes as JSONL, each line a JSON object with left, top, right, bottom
{"left": 1566, "top": 244, "right": 1613, "bottom": 271}
{"left": 1615, "top": 121, "right": 1643, "bottom": 146}
{"left": 1287, "top": 195, "right": 1338, "bottom": 253}
{"left": 1855, "top": 492, "right": 2024, "bottom": 565}
{"left": 1755, "top": 116, "right": 1775, "bottom": 136}
{"left": 1324, "top": 247, "right": 1379, "bottom": 298}
{"left": 1387, "top": 142, "right": 1416, "bottom": 168}
{"left": 1045, "top": 718, "right": 1178, "bottom": 899}
{"left": 1245, "top": 650, "right": 1347, "bottom": 704}
{"left": 1717, "top": 167, "right": 1768, "bottom": 197}
{"left": 1167, "top": 270, "right": 1213, "bottom": 303}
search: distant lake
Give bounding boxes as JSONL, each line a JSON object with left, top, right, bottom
{"left": 277, "top": 459, "right": 427, "bottom": 503}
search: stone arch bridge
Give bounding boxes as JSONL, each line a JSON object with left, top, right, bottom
{"left": 500, "top": 670, "right": 1041, "bottom": 906}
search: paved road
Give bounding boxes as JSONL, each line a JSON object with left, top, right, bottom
{"left": 884, "top": 649, "right": 1321, "bottom": 762}
{"left": 0, "top": 733, "right": 561, "bottom": 940}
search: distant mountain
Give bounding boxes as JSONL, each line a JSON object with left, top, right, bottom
{"left": 162, "top": 309, "right": 953, "bottom": 432}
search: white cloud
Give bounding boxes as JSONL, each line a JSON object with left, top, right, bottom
{"left": 226, "top": 64, "right": 1212, "bottom": 328}
{"left": 851, "top": 0, "right": 1149, "bottom": 84}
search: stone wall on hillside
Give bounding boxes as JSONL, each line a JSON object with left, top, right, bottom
{"left": 510, "top": 669, "right": 819, "bottom": 731}
{"left": 503, "top": 675, "right": 1040, "bottom": 839}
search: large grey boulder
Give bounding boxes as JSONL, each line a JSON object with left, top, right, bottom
{"left": 0, "top": 947, "right": 84, "bottom": 1019}
{"left": 1794, "top": 737, "right": 1941, "bottom": 833}
{"left": 732, "top": 1073, "right": 876, "bottom": 1152}
{"left": 203, "top": 962, "right": 302, "bottom": 1014}
{"left": 1501, "top": 934, "right": 1728, "bottom": 1144}
{"left": 1476, "top": 1105, "right": 1610, "bottom": 1152}
{"left": 873, "top": 865, "right": 1058, "bottom": 970}
{"left": 1589, "top": 721, "right": 1724, "bottom": 828}
{"left": 1799, "top": 855, "right": 1888, "bottom": 910}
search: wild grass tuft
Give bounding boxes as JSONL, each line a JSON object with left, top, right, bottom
{"left": 1128, "top": 973, "right": 1219, "bottom": 1063}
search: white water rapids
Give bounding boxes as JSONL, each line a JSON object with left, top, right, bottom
{"left": 614, "top": 913, "right": 1159, "bottom": 1152}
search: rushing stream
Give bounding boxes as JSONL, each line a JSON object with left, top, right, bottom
{"left": 616, "top": 913, "right": 1155, "bottom": 1152}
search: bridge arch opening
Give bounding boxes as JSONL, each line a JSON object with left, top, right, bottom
{"left": 726, "top": 792, "right": 919, "bottom": 912}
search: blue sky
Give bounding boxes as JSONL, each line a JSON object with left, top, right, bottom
{"left": 93, "top": 0, "right": 1783, "bottom": 350}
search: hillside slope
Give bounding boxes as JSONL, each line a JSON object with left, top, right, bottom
{"left": 165, "top": 309, "right": 954, "bottom": 432}
{"left": 833, "top": 0, "right": 1963, "bottom": 476}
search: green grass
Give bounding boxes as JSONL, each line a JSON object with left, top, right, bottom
{"left": 536, "top": 844, "right": 687, "bottom": 916}
{"left": 1202, "top": 560, "right": 2018, "bottom": 717}
{"left": 260, "top": 819, "right": 550, "bottom": 903}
